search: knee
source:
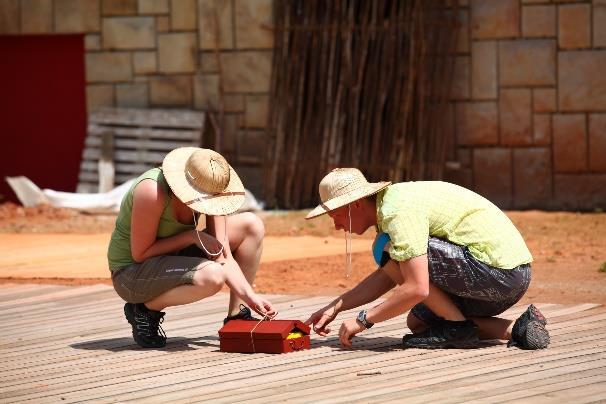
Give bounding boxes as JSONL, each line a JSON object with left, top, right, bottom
{"left": 242, "top": 212, "right": 265, "bottom": 241}
{"left": 192, "top": 262, "right": 225, "bottom": 291}
{"left": 407, "top": 311, "right": 428, "bottom": 334}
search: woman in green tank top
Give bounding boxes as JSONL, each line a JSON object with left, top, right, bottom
{"left": 108, "top": 147, "right": 275, "bottom": 348}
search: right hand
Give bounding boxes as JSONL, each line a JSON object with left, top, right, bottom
{"left": 248, "top": 294, "right": 277, "bottom": 318}
{"left": 192, "top": 230, "right": 225, "bottom": 260}
{"left": 305, "top": 305, "right": 338, "bottom": 336}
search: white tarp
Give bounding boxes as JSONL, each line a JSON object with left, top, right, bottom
{"left": 5, "top": 176, "right": 264, "bottom": 213}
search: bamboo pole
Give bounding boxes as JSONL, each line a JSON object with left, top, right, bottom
{"left": 265, "top": 0, "right": 460, "bottom": 209}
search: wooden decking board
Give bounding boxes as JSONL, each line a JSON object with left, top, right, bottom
{"left": 2, "top": 294, "right": 323, "bottom": 360}
{"left": 224, "top": 333, "right": 606, "bottom": 402}
{"left": 0, "top": 284, "right": 68, "bottom": 302}
{"left": 0, "top": 284, "right": 112, "bottom": 311}
{"left": 83, "top": 323, "right": 606, "bottom": 403}
{"left": 458, "top": 369, "right": 606, "bottom": 403}
{"left": 309, "top": 354, "right": 606, "bottom": 404}
{"left": 4, "top": 321, "right": 413, "bottom": 401}
{"left": 381, "top": 354, "right": 606, "bottom": 403}
{"left": 6, "top": 314, "right": 434, "bottom": 402}
{"left": 92, "top": 308, "right": 606, "bottom": 402}
{"left": 0, "top": 302, "right": 600, "bottom": 368}
{"left": 1, "top": 294, "right": 333, "bottom": 376}
{"left": 0, "top": 304, "right": 592, "bottom": 386}
{"left": 1, "top": 293, "right": 308, "bottom": 351}
{"left": 1, "top": 285, "right": 605, "bottom": 403}
{"left": 0, "top": 296, "right": 338, "bottom": 381}
{"left": 241, "top": 334, "right": 606, "bottom": 404}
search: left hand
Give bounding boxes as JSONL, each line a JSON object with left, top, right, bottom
{"left": 339, "top": 318, "right": 365, "bottom": 348}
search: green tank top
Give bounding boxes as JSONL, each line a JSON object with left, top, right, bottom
{"left": 107, "top": 167, "right": 195, "bottom": 271}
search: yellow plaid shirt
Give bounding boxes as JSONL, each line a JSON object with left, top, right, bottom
{"left": 376, "top": 182, "right": 532, "bottom": 269}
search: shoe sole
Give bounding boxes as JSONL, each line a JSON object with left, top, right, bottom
{"left": 522, "top": 321, "right": 550, "bottom": 350}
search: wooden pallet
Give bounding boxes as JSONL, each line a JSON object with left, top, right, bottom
{"left": 77, "top": 107, "right": 206, "bottom": 193}
{"left": 1, "top": 285, "right": 605, "bottom": 403}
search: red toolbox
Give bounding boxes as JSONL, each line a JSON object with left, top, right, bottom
{"left": 218, "top": 319, "right": 311, "bottom": 354}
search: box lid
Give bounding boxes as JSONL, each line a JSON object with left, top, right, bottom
{"left": 219, "top": 319, "right": 310, "bottom": 340}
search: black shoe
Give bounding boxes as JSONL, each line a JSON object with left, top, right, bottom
{"left": 403, "top": 319, "right": 480, "bottom": 349}
{"left": 124, "top": 303, "right": 167, "bottom": 348}
{"left": 223, "top": 304, "right": 259, "bottom": 325}
{"left": 508, "top": 304, "right": 550, "bottom": 350}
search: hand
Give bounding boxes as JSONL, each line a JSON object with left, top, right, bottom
{"left": 248, "top": 294, "right": 277, "bottom": 318}
{"left": 192, "top": 230, "right": 225, "bottom": 260}
{"left": 305, "top": 305, "right": 338, "bottom": 336}
{"left": 339, "top": 318, "right": 365, "bottom": 348}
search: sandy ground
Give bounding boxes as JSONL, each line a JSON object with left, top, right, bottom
{"left": 0, "top": 202, "right": 605, "bottom": 304}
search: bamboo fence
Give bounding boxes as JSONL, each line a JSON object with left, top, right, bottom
{"left": 264, "top": 0, "right": 460, "bottom": 209}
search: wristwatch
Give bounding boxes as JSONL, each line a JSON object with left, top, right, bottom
{"left": 357, "top": 310, "right": 374, "bottom": 329}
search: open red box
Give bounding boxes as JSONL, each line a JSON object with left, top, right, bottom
{"left": 218, "top": 319, "right": 311, "bottom": 354}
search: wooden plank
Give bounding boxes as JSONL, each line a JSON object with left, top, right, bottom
{"left": 84, "top": 135, "right": 200, "bottom": 151}
{"left": 79, "top": 108, "right": 205, "bottom": 192}
{"left": 177, "top": 304, "right": 606, "bottom": 402}
{"left": 82, "top": 148, "right": 168, "bottom": 165}
{"left": 98, "top": 131, "right": 115, "bottom": 192}
{"left": 222, "top": 329, "right": 606, "bottom": 404}
{"left": 1, "top": 285, "right": 604, "bottom": 403}
{"left": 46, "top": 307, "right": 604, "bottom": 403}
{"left": 78, "top": 171, "right": 139, "bottom": 184}
{"left": 88, "top": 125, "right": 202, "bottom": 142}
{"left": 0, "top": 284, "right": 69, "bottom": 302}
{"left": 462, "top": 370, "right": 606, "bottom": 403}
{"left": 90, "top": 107, "right": 205, "bottom": 129}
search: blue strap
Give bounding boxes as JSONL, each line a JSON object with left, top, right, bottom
{"left": 373, "top": 232, "right": 391, "bottom": 266}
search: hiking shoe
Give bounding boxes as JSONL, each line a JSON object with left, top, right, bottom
{"left": 403, "top": 319, "right": 479, "bottom": 349}
{"left": 124, "top": 303, "right": 167, "bottom": 348}
{"left": 223, "top": 304, "right": 259, "bottom": 325}
{"left": 508, "top": 304, "right": 550, "bottom": 350}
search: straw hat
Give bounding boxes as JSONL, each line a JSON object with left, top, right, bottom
{"left": 306, "top": 168, "right": 391, "bottom": 219}
{"left": 162, "top": 147, "right": 245, "bottom": 216}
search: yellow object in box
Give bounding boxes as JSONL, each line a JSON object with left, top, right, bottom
{"left": 287, "top": 331, "right": 303, "bottom": 339}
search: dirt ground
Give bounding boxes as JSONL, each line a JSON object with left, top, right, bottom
{"left": 1, "top": 202, "right": 605, "bottom": 304}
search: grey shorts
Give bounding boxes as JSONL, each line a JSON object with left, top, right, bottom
{"left": 411, "top": 237, "right": 531, "bottom": 326}
{"left": 111, "top": 245, "right": 215, "bottom": 304}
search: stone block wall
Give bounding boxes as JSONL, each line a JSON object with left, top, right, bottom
{"left": 2, "top": 0, "right": 605, "bottom": 209}
{"left": 444, "top": 0, "right": 606, "bottom": 210}
{"left": 0, "top": 0, "right": 272, "bottom": 194}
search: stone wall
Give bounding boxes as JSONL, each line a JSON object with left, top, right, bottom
{"left": 2, "top": 0, "right": 605, "bottom": 209}
{"left": 0, "top": 0, "right": 272, "bottom": 194}
{"left": 444, "top": 0, "right": 606, "bottom": 210}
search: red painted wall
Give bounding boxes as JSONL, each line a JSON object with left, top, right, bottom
{"left": 0, "top": 35, "right": 87, "bottom": 202}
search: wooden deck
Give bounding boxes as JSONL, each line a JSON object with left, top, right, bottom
{"left": 1, "top": 284, "right": 605, "bottom": 403}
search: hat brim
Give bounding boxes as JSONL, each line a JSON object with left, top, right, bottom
{"left": 162, "top": 147, "right": 245, "bottom": 216}
{"left": 305, "top": 181, "right": 391, "bottom": 219}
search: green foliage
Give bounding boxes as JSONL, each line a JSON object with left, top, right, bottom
{"left": 599, "top": 262, "right": 606, "bottom": 273}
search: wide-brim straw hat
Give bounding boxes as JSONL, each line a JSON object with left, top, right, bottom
{"left": 162, "top": 147, "right": 245, "bottom": 216}
{"left": 306, "top": 168, "right": 391, "bottom": 219}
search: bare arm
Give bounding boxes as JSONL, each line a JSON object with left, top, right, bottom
{"left": 336, "top": 254, "right": 430, "bottom": 347}
{"left": 335, "top": 268, "right": 397, "bottom": 313}
{"left": 130, "top": 180, "right": 196, "bottom": 262}
{"left": 365, "top": 254, "right": 430, "bottom": 324}
{"left": 305, "top": 267, "right": 396, "bottom": 335}
{"left": 205, "top": 215, "right": 275, "bottom": 315}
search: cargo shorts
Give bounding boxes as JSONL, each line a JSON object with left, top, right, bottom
{"left": 111, "top": 245, "right": 215, "bottom": 304}
{"left": 410, "top": 237, "right": 532, "bottom": 326}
